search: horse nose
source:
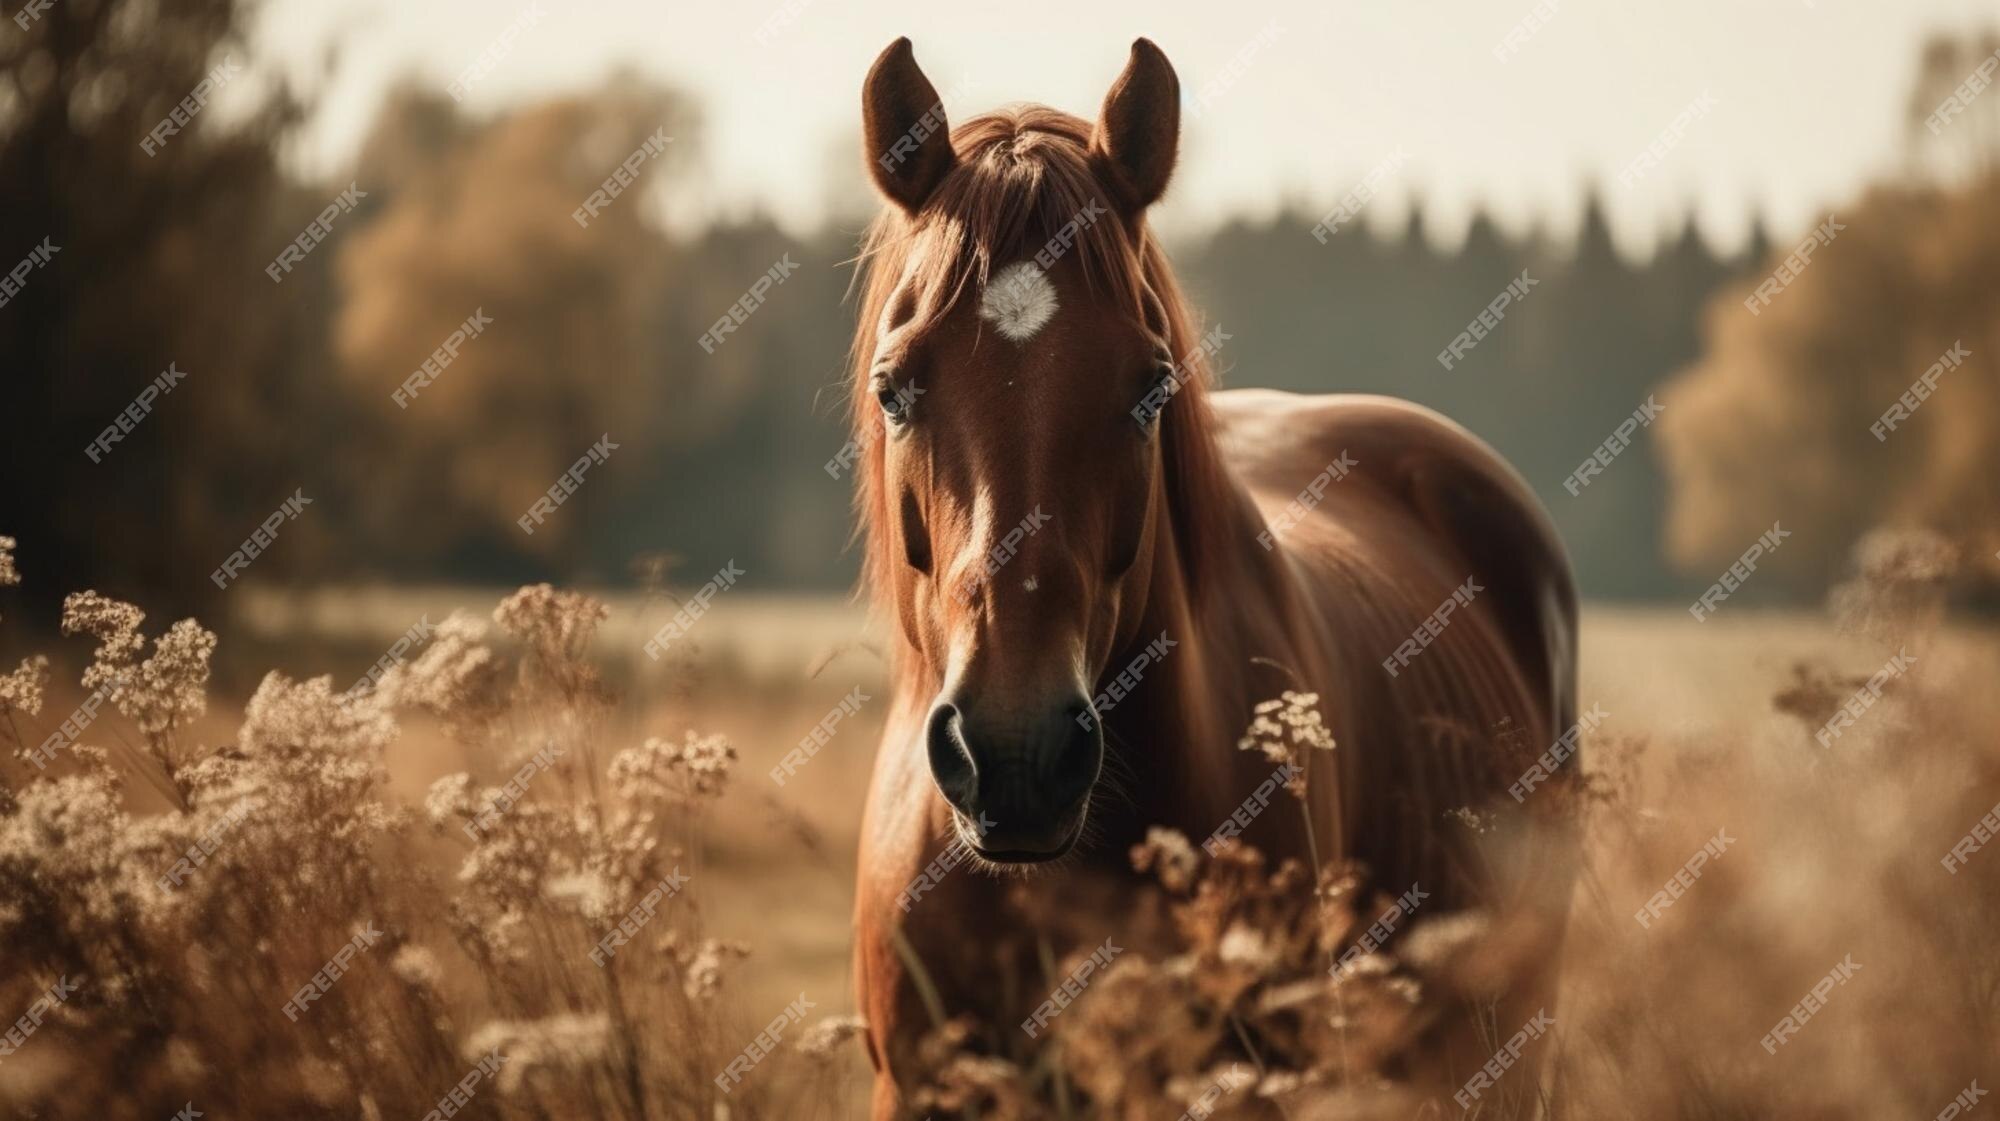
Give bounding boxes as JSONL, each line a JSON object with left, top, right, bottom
{"left": 924, "top": 693, "right": 1102, "bottom": 860}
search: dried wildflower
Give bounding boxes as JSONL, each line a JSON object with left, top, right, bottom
{"left": 1218, "top": 922, "right": 1278, "bottom": 970}
{"left": 1396, "top": 910, "right": 1490, "bottom": 976}
{"left": 61, "top": 590, "right": 147, "bottom": 691}
{"left": 1829, "top": 526, "right": 1958, "bottom": 645}
{"left": 1330, "top": 951, "right": 1396, "bottom": 986}
{"left": 456, "top": 802, "right": 580, "bottom": 904}
{"left": 0, "top": 560, "right": 827, "bottom": 1118}
{"left": 494, "top": 583, "right": 609, "bottom": 663}
{"left": 1849, "top": 525, "right": 1959, "bottom": 584}
{"left": 1444, "top": 806, "right": 1493, "bottom": 834}
{"left": 241, "top": 672, "right": 394, "bottom": 758}
{"left": 598, "top": 811, "right": 666, "bottom": 896}
{"left": 56, "top": 591, "right": 216, "bottom": 758}
{"left": 1255, "top": 1069, "right": 1305, "bottom": 1098}
{"left": 379, "top": 610, "right": 504, "bottom": 729}
{"left": 0, "top": 534, "right": 17, "bottom": 624}
{"left": 461, "top": 905, "right": 532, "bottom": 963}
{"left": 0, "top": 653, "right": 49, "bottom": 717}
{"left": 674, "top": 937, "right": 751, "bottom": 1000}
{"left": 123, "top": 618, "right": 218, "bottom": 738}
{"left": 1164, "top": 1062, "right": 1259, "bottom": 1115}
{"left": 609, "top": 732, "right": 735, "bottom": 803}
{"left": 464, "top": 1012, "right": 612, "bottom": 1092}
{"left": 1131, "top": 826, "right": 1201, "bottom": 893}
{"left": 911, "top": 1021, "right": 1040, "bottom": 1121}
{"left": 424, "top": 773, "right": 477, "bottom": 828}
{"left": 796, "top": 1014, "right": 868, "bottom": 1060}
{"left": 0, "top": 772, "right": 133, "bottom": 950}
{"left": 1237, "top": 690, "right": 1336, "bottom": 796}
{"left": 920, "top": 1055, "right": 1038, "bottom": 1121}
{"left": 389, "top": 945, "right": 445, "bottom": 993}
{"left": 1058, "top": 957, "right": 1216, "bottom": 1114}
{"left": 542, "top": 868, "right": 613, "bottom": 920}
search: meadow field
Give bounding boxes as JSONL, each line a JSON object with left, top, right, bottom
{"left": 3, "top": 568, "right": 1996, "bottom": 1119}
{"left": 6, "top": 1, "right": 1997, "bottom": 1115}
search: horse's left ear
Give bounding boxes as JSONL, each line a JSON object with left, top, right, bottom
{"left": 1091, "top": 38, "right": 1180, "bottom": 215}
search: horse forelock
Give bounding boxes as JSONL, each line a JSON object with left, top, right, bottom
{"left": 847, "top": 104, "right": 1236, "bottom": 687}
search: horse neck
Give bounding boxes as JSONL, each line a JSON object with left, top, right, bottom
{"left": 1108, "top": 401, "right": 1321, "bottom": 822}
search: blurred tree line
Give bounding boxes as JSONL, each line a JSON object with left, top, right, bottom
{"left": 3, "top": 1, "right": 1996, "bottom": 629}
{"left": 1661, "top": 28, "right": 2000, "bottom": 594}
{"left": 1181, "top": 195, "right": 1763, "bottom": 602}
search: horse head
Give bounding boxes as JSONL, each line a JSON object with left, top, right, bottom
{"left": 851, "top": 38, "right": 1207, "bottom": 862}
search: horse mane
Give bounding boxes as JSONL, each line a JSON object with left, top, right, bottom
{"left": 846, "top": 105, "right": 1236, "bottom": 646}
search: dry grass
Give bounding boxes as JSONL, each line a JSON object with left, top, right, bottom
{"left": 0, "top": 559, "right": 863, "bottom": 1120}
{"left": 0, "top": 532, "right": 1996, "bottom": 1119}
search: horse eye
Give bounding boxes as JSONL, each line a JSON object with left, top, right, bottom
{"left": 1136, "top": 364, "right": 1178, "bottom": 431}
{"left": 877, "top": 381, "right": 913, "bottom": 424}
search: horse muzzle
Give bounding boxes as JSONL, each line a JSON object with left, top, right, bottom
{"left": 924, "top": 692, "right": 1102, "bottom": 862}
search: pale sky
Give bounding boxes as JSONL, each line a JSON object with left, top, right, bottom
{"left": 252, "top": 0, "right": 1994, "bottom": 257}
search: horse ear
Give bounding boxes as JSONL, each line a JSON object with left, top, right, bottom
{"left": 862, "top": 38, "right": 955, "bottom": 215}
{"left": 1091, "top": 38, "right": 1180, "bottom": 214}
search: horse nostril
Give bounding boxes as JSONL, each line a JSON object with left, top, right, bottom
{"left": 1050, "top": 696, "right": 1104, "bottom": 802}
{"left": 1063, "top": 700, "right": 1095, "bottom": 736}
{"left": 925, "top": 701, "right": 977, "bottom": 812}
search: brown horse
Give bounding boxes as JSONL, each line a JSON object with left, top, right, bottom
{"left": 847, "top": 37, "right": 1579, "bottom": 1118}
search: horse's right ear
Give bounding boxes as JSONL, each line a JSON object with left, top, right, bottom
{"left": 862, "top": 38, "right": 955, "bottom": 215}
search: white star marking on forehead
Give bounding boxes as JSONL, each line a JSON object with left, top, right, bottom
{"left": 979, "top": 261, "right": 1058, "bottom": 342}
